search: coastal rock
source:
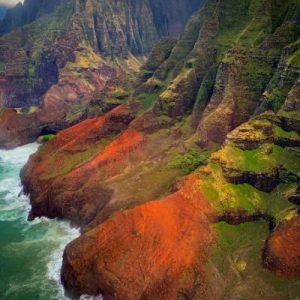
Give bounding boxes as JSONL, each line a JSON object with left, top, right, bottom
{"left": 0, "top": 109, "right": 41, "bottom": 149}
{"left": 61, "top": 175, "right": 218, "bottom": 299}
{"left": 21, "top": 104, "right": 137, "bottom": 225}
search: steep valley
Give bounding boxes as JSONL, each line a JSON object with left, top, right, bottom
{"left": 0, "top": 0, "right": 300, "bottom": 299}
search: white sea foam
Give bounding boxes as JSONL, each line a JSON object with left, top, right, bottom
{"left": 0, "top": 143, "right": 82, "bottom": 299}
{"left": 80, "top": 295, "right": 104, "bottom": 300}
{"left": 0, "top": 143, "right": 39, "bottom": 167}
{"left": 46, "top": 221, "right": 80, "bottom": 300}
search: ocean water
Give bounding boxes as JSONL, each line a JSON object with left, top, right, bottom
{"left": 0, "top": 144, "right": 80, "bottom": 300}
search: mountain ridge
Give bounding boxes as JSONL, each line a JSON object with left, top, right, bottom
{"left": 0, "top": 0, "right": 205, "bottom": 148}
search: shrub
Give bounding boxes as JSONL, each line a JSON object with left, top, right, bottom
{"left": 168, "top": 149, "right": 209, "bottom": 174}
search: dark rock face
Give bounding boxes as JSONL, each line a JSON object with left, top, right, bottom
{"left": 149, "top": 0, "right": 203, "bottom": 36}
{"left": 0, "top": 109, "right": 41, "bottom": 149}
{"left": 222, "top": 167, "right": 280, "bottom": 193}
{"left": 0, "top": 3, "right": 73, "bottom": 110}
{"left": 72, "top": 0, "right": 204, "bottom": 57}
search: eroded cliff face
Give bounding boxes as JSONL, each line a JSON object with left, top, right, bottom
{"left": 73, "top": 0, "right": 203, "bottom": 57}
{"left": 0, "top": 0, "right": 204, "bottom": 149}
{"left": 16, "top": 0, "right": 300, "bottom": 298}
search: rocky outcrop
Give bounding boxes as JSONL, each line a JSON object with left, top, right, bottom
{"left": 21, "top": 104, "right": 137, "bottom": 225}
{"left": 263, "top": 216, "right": 300, "bottom": 278}
{"left": 279, "top": 80, "right": 300, "bottom": 133}
{"left": 212, "top": 114, "right": 300, "bottom": 193}
{"left": 256, "top": 40, "right": 300, "bottom": 113}
{"left": 131, "top": 0, "right": 300, "bottom": 146}
{"left": 0, "top": 109, "right": 41, "bottom": 149}
{"left": 73, "top": 0, "right": 204, "bottom": 58}
{"left": 61, "top": 175, "right": 218, "bottom": 299}
{"left": 0, "top": 3, "right": 73, "bottom": 110}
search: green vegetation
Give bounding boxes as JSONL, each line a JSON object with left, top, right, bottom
{"left": 199, "top": 162, "right": 269, "bottom": 214}
{"left": 0, "top": 61, "right": 5, "bottom": 72}
{"left": 287, "top": 48, "right": 300, "bottom": 67}
{"left": 138, "top": 93, "right": 160, "bottom": 111}
{"left": 66, "top": 104, "right": 87, "bottom": 123}
{"left": 199, "top": 160, "right": 298, "bottom": 218}
{"left": 110, "top": 87, "right": 130, "bottom": 100}
{"left": 279, "top": 110, "right": 300, "bottom": 121}
{"left": 244, "top": 58, "right": 273, "bottom": 92}
{"left": 210, "top": 221, "right": 300, "bottom": 298}
{"left": 20, "top": 106, "right": 39, "bottom": 114}
{"left": 168, "top": 149, "right": 209, "bottom": 174}
{"left": 41, "top": 134, "right": 56, "bottom": 142}
{"left": 273, "top": 124, "right": 300, "bottom": 139}
{"left": 262, "top": 86, "right": 292, "bottom": 112}
{"left": 259, "top": 42, "right": 299, "bottom": 112}
{"left": 215, "top": 143, "right": 300, "bottom": 175}
{"left": 0, "top": 108, "right": 7, "bottom": 118}
{"left": 194, "top": 67, "right": 217, "bottom": 111}
{"left": 269, "top": 183, "right": 298, "bottom": 221}
{"left": 40, "top": 139, "right": 111, "bottom": 180}
{"left": 28, "top": 63, "right": 36, "bottom": 78}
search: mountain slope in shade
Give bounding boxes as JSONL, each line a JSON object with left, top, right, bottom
{"left": 19, "top": 0, "right": 300, "bottom": 298}
{"left": 0, "top": 6, "right": 7, "bottom": 21}
{"left": 0, "top": 0, "right": 70, "bottom": 35}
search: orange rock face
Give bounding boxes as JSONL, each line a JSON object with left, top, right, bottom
{"left": 62, "top": 175, "right": 218, "bottom": 299}
{"left": 21, "top": 104, "right": 137, "bottom": 225}
{"left": 68, "top": 128, "right": 145, "bottom": 179}
{"left": 263, "top": 216, "right": 300, "bottom": 278}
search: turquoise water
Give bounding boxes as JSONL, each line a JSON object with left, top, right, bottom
{"left": 0, "top": 144, "right": 80, "bottom": 300}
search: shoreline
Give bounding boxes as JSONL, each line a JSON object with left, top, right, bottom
{"left": 0, "top": 143, "right": 80, "bottom": 299}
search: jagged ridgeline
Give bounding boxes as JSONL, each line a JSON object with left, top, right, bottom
{"left": 0, "top": 0, "right": 203, "bottom": 108}
{"left": 0, "top": 0, "right": 205, "bottom": 149}
{"left": 136, "top": 0, "right": 300, "bottom": 145}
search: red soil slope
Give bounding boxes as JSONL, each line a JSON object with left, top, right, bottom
{"left": 62, "top": 175, "right": 219, "bottom": 299}
{"left": 264, "top": 216, "right": 300, "bottom": 278}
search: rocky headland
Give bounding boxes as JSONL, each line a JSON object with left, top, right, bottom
{"left": 1, "top": 0, "right": 300, "bottom": 298}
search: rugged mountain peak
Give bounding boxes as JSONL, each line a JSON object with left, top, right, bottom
{"left": 0, "top": 0, "right": 205, "bottom": 144}
{"left": 72, "top": 0, "right": 205, "bottom": 57}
